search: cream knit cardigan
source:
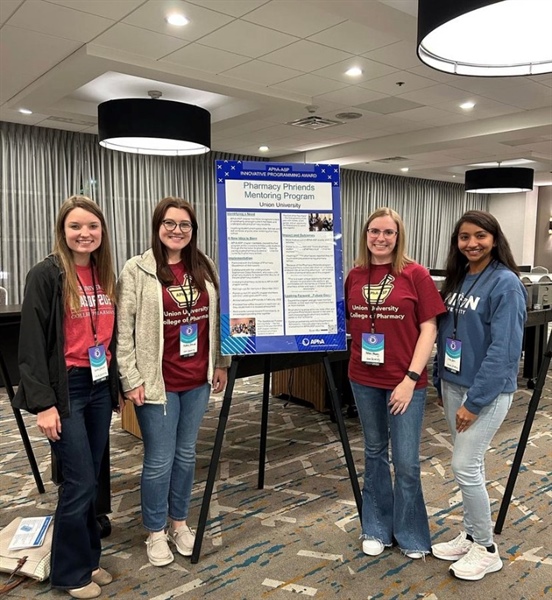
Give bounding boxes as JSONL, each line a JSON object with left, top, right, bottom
{"left": 117, "top": 248, "right": 231, "bottom": 403}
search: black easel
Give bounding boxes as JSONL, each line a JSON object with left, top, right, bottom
{"left": 0, "top": 349, "right": 45, "bottom": 494}
{"left": 191, "top": 352, "right": 362, "bottom": 563}
{"left": 494, "top": 328, "right": 552, "bottom": 534}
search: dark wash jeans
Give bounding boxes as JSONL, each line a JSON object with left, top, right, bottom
{"left": 49, "top": 367, "right": 112, "bottom": 589}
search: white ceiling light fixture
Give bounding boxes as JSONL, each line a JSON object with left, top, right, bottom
{"left": 400, "top": 167, "right": 409, "bottom": 172}
{"left": 18, "top": 108, "right": 32, "bottom": 115}
{"left": 258, "top": 145, "right": 270, "bottom": 152}
{"left": 460, "top": 101, "right": 475, "bottom": 110}
{"left": 166, "top": 13, "right": 189, "bottom": 27}
{"left": 417, "top": 0, "right": 552, "bottom": 76}
{"left": 345, "top": 67, "right": 363, "bottom": 77}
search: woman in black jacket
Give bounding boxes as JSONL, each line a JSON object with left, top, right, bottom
{"left": 13, "top": 196, "right": 118, "bottom": 600}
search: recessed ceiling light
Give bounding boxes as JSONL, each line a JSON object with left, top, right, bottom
{"left": 345, "top": 67, "right": 363, "bottom": 77}
{"left": 259, "top": 145, "right": 269, "bottom": 152}
{"left": 166, "top": 13, "right": 189, "bottom": 26}
{"left": 460, "top": 101, "right": 475, "bottom": 110}
{"left": 400, "top": 167, "right": 409, "bottom": 172}
{"left": 18, "top": 108, "right": 32, "bottom": 115}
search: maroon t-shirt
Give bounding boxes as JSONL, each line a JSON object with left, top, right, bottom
{"left": 162, "top": 262, "right": 210, "bottom": 392}
{"left": 64, "top": 264, "right": 115, "bottom": 368}
{"left": 345, "top": 262, "right": 446, "bottom": 389}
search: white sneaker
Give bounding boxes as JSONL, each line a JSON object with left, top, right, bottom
{"left": 449, "top": 542, "right": 503, "bottom": 581}
{"left": 432, "top": 531, "right": 473, "bottom": 561}
{"left": 362, "top": 539, "right": 390, "bottom": 556}
{"left": 405, "top": 551, "right": 425, "bottom": 559}
{"left": 169, "top": 524, "right": 195, "bottom": 557}
{"left": 146, "top": 530, "right": 174, "bottom": 566}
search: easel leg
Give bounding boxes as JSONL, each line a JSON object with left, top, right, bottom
{"left": 323, "top": 356, "right": 362, "bottom": 520}
{"left": 0, "top": 350, "right": 45, "bottom": 494}
{"left": 258, "top": 356, "right": 271, "bottom": 490}
{"left": 494, "top": 330, "right": 552, "bottom": 534}
{"left": 191, "top": 357, "right": 239, "bottom": 563}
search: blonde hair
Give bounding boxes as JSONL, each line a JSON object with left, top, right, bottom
{"left": 355, "top": 207, "right": 413, "bottom": 273}
{"left": 53, "top": 196, "right": 116, "bottom": 312}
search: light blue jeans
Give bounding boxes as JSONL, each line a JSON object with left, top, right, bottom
{"left": 350, "top": 381, "right": 431, "bottom": 554}
{"left": 442, "top": 381, "right": 513, "bottom": 547}
{"left": 135, "top": 383, "right": 210, "bottom": 531}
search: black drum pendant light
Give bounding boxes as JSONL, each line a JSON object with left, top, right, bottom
{"left": 465, "top": 167, "right": 534, "bottom": 194}
{"left": 98, "top": 91, "right": 211, "bottom": 156}
{"left": 417, "top": 0, "right": 552, "bottom": 76}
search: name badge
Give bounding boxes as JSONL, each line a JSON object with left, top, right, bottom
{"left": 180, "top": 323, "right": 198, "bottom": 357}
{"left": 444, "top": 337, "right": 462, "bottom": 373}
{"left": 88, "top": 344, "right": 109, "bottom": 383}
{"left": 361, "top": 333, "right": 384, "bottom": 365}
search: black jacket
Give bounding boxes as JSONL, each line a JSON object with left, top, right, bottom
{"left": 12, "top": 256, "right": 119, "bottom": 418}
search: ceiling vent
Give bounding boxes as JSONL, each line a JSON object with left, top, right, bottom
{"left": 45, "top": 116, "right": 96, "bottom": 126}
{"left": 375, "top": 156, "right": 409, "bottom": 163}
{"left": 287, "top": 115, "right": 343, "bottom": 130}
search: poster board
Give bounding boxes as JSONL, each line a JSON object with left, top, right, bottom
{"left": 216, "top": 160, "right": 346, "bottom": 355}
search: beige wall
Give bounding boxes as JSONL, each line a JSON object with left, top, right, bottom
{"left": 535, "top": 185, "right": 552, "bottom": 271}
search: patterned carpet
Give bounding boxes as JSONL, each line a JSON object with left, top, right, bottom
{"left": 0, "top": 364, "right": 550, "bottom": 600}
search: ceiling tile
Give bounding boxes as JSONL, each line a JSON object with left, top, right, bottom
{"left": 161, "top": 43, "right": 250, "bottom": 73}
{"left": 185, "top": 0, "right": 269, "bottom": 18}
{"left": 312, "top": 57, "right": 398, "bottom": 84}
{"left": 0, "top": 25, "right": 81, "bottom": 104}
{"left": 45, "top": 0, "right": 143, "bottom": 20}
{"left": 221, "top": 60, "right": 303, "bottom": 85}
{"left": 0, "top": 0, "right": 22, "bottom": 25}
{"left": 271, "top": 73, "right": 347, "bottom": 96}
{"left": 398, "top": 84, "right": 470, "bottom": 106}
{"left": 363, "top": 40, "right": 420, "bottom": 70}
{"left": 308, "top": 20, "right": 399, "bottom": 55}
{"left": 199, "top": 20, "right": 298, "bottom": 58}
{"left": 314, "top": 86, "right": 386, "bottom": 107}
{"left": 361, "top": 70, "right": 436, "bottom": 96}
{"left": 243, "top": 1, "right": 344, "bottom": 37}
{"left": 7, "top": 0, "right": 113, "bottom": 43}
{"left": 123, "top": 0, "right": 234, "bottom": 41}
{"left": 93, "top": 23, "right": 186, "bottom": 60}
{"left": 262, "top": 40, "right": 352, "bottom": 72}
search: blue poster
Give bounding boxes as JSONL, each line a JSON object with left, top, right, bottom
{"left": 216, "top": 160, "right": 346, "bottom": 355}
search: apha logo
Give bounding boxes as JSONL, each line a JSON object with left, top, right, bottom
{"left": 362, "top": 275, "right": 395, "bottom": 304}
{"left": 168, "top": 275, "right": 200, "bottom": 308}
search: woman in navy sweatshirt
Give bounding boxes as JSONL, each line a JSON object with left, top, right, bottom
{"left": 432, "top": 210, "right": 526, "bottom": 581}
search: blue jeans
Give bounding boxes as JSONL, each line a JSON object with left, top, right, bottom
{"left": 135, "top": 383, "right": 210, "bottom": 531}
{"left": 350, "top": 381, "right": 431, "bottom": 553}
{"left": 442, "top": 381, "right": 513, "bottom": 546}
{"left": 50, "top": 368, "right": 112, "bottom": 589}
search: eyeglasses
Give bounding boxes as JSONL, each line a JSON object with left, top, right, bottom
{"left": 162, "top": 219, "right": 193, "bottom": 233}
{"left": 367, "top": 228, "right": 398, "bottom": 239}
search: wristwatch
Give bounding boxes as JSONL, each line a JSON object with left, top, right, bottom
{"left": 406, "top": 370, "right": 421, "bottom": 382}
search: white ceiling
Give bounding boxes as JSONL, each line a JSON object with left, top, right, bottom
{"left": 1, "top": 0, "right": 551, "bottom": 185}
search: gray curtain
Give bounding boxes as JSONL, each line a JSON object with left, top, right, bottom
{"left": 1, "top": 122, "right": 487, "bottom": 304}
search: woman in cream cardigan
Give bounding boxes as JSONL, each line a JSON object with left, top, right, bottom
{"left": 117, "top": 197, "right": 230, "bottom": 567}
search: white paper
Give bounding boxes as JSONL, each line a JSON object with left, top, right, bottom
{"left": 8, "top": 516, "right": 53, "bottom": 550}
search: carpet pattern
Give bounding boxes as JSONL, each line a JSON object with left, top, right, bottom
{"left": 0, "top": 367, "right": 550, "bottom": 600}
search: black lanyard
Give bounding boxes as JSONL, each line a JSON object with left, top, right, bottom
{"left": 177, "top": 272, "right": 194, "bottom": 323}
{"left": 367, "top": 267, "right": 391, "bottom": 334}
{"left": 76, "top": 266, "right": 100, "bottom": 346}
{"left": 450, "top": 260, "right": 496, "bottom": 338}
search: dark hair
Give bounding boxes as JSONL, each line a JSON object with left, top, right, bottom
{"left": 441, "top": 210, "right": 519, "bottom": 299}
{"left": 151, "top": 197, "right": 217, "bottom": 291}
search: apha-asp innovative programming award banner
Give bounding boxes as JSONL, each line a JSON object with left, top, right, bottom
{"left": 216, "top": 160, "right": 346, "bottom": 355}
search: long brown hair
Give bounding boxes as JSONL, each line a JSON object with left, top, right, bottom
{"left": 355, "top": 207, "right": 414, "bottom": 273}
{"left": 53, "top": 195, "right": 116, "bottom": 312}
{"left": 151, "top": 197, "right": 217, "bottom": 291}
{"left": 441, "top": 210, "right": 519, "bottom": 300}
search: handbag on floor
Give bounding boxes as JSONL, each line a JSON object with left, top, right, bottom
{"left": 0, "top": 517, "right": 52, "bottom": 583}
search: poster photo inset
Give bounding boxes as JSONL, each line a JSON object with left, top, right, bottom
{"left": 216, "top": 160, "right": 346, "bottom": 355}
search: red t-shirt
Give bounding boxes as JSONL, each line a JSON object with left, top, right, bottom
{"left": 345, "top": 262, "right": 446, "bottom": 389}
{"left": 162, "top": 262, "right": 210, "bottom": 392}
{"left": 64, "top": 264, "right": 115, "bottom": 368}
